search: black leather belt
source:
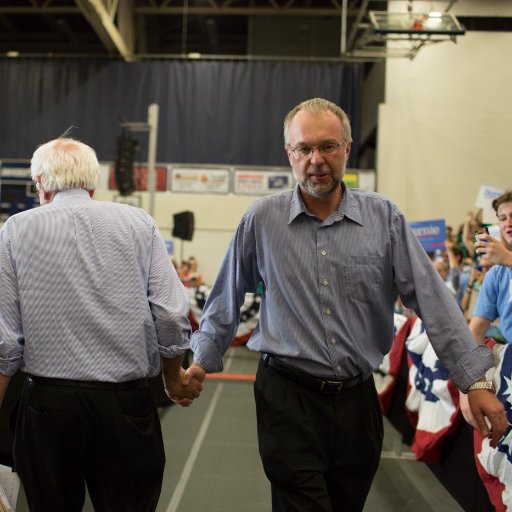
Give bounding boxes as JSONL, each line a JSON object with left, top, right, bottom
{"left": 262, "top": 353, "right": 363, "bottom": 395}
{"left": 27, "top": 374, "right": 149, "bottom": 391}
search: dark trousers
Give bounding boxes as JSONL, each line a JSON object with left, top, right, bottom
{"left": 13, "top": 377, "right": 166, "bottom": 512}
{"left": 254, "top": 358, "right": 383, "bottom": 512}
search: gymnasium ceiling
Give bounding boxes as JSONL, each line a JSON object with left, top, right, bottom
{"left": 0, "top": 0, "right": 485, "bottom": 62}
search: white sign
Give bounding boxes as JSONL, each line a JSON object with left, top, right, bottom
{"left": 234, "top": 170, "right": 293, "bottom": 195}
{"left": 171, "top": 168, "right": 230, "bottom": 194}
{"left": 476, "top": 184, "right": 505, "bottom": 225}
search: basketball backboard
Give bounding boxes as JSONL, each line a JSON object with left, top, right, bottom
{"left": 368, "top": 11, "right": 465, "bottom": 36}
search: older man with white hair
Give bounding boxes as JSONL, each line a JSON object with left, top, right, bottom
{"left": 0, "top": 138, "right": 201, "bottom": 512}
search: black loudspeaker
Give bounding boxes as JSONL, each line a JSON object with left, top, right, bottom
{"left": 114, "top": 133, "right": 138, "bottom": 196}
{"left": 172, "top": 211, "right": 195, "bottom": 241}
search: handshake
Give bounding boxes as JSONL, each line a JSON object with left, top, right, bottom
{"left": 162, "top": 361, "right": 206, "bottom": 407}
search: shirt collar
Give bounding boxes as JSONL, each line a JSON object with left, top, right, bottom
{"left": 288, "top": 185, "right": 306, "bottom": 223}
{"left": 288, "top": 182, "right": 363, "bottom": 226}
{"left": 342, "top": 183, "right": 363, "bottom": 226}
{"left": 51, "top": 188, "right": 93, "bottom": 204}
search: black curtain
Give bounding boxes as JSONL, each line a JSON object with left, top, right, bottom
{"left": 0, "top": 58, "right": 362, "bottom": 168}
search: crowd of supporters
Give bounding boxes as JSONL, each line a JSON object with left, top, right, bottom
{"left": 172, "top": 255, "right": 203, "bottom": 288}
{"left": 431, "top": 209, "right": 500, "bottom": 327}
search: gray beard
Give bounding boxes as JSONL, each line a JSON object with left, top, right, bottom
{"left": 301, "top": 175, "right": 342, "bottom": 199}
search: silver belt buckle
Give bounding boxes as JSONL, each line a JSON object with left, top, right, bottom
{"left": 320, "top": 380, "right": 343, "bottom": 393}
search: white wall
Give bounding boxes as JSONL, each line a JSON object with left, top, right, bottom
{"left": 378, "top": 1, "right": 512, "bottom": 229}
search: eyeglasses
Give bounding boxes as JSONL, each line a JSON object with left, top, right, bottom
{"left": 288, "top": 141, "right": 346, "bottom": 159}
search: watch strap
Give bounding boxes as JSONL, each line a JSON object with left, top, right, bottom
{"left": 467, "top": 380, "right": 495, "bottom": 393}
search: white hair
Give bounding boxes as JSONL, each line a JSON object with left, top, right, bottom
{"left": 31, "top": 138, "right": 100, "bottom": 192}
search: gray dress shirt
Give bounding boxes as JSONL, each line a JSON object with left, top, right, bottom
{"left": 190, "top": 184, "right": 492, "bottom": 391}
{"left": 0, "top": 189, "right": 190, "bottom": 381}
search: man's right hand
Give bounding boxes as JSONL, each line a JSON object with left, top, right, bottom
{"left": 465, "top": 389, "right": 508, "bottom": 448}
{"left": 184, "top": 363, "right": 207, "bottom": 384}
{"left": 163, "top": 363, "right": 204, "bottom": 407}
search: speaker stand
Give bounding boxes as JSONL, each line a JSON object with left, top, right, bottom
{"left": 179, "top": 239, "right": 185, "bottom": 264}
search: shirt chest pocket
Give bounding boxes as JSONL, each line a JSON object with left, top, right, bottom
{"left": 339, "top": 256, "right": 385, "bottom": 302}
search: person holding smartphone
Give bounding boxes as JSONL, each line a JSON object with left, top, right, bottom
{"left": 474, "top": 218, "right": 512, "bottom": 269}
{"left": 460, "top": 191, "right": 512, "bottom": 427}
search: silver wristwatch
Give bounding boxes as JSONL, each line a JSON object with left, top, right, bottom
{"left": 467, "top": 380, "right": 496, "bottom": 393}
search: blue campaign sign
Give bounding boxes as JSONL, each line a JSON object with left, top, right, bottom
{"left": 409, "top": 219, "right": 446, "bottom": 251}
{"left": 164, "top": 240, "right": 174, "bottom": 255}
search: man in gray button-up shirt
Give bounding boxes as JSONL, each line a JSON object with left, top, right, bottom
{"left": 0, "top": 138, "right": 201, "bottom": 512}
{"left": 186, "top": 98, "right": 507, "bottom": 512}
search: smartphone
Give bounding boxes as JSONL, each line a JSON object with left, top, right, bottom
{"left": 474, "top": 226, "right": 489, "bottom": 240}
{"left": 474, "top": 227, "right": 490, "bottom": 271}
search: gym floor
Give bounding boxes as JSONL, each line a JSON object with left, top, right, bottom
{"left": 15, "top": 345, "right": 464, "bottom": 512}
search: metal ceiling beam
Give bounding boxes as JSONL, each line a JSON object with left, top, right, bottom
{"left": 73, "top": 0, "right": 116, "bottom": 55}
{"left": 135, "top": 6, "right": 352, "bottom": 16}
{"left": 0, "top": 8, "right": 80, "bottom": 14}
{"left": 117, "top": 0, "right": 135, "bottom": 55}
{"left": 346, "top": 0, "right": 370, "bottom": 51}
{"left": 0, "top": 0, "right": 464, "bottom": 61}
{"left": 0, "top": 0, "right": 456, "bottom": 17}
{"left": 74, "top": 0, "right": 135, "bottom": 61}
{"left": 0, "top": 4, "right": 357, "bottom": 17}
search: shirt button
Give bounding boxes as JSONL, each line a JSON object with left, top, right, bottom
{"left": 325, "top": 308, "right": 332, "bottom": 315}
{"left": 330, "top": 338, "right": 336, "bottom": 345}
{"left": 321, "top": 250, "right": 327, "bottom": 256}
{"left": 322, "top": 279, "right": 328, "bottom": 286}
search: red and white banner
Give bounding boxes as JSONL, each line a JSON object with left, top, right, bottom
{"left": 404, "top": 320, "right": 461, "bottom": 464}
{"left": 375, "top": 314, "right": 417, "bottom": 414}
{"left": 376, "top": 319, "right": 512, "bottom": 507}
{"left": 187, "top": 286, "right": 260, "bottom": 346}
{"left": 474, "top": 340, "right": 512, "bottom": 511}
